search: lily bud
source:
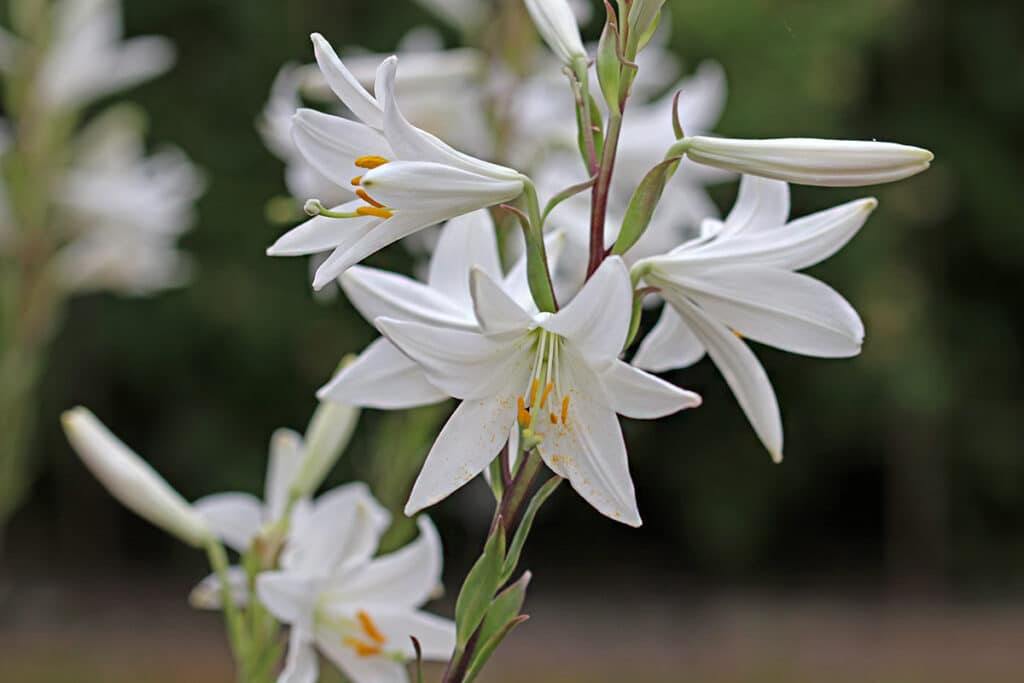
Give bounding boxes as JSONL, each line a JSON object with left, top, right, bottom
{"left": 288, "top": 397, "right": 360, "bottom": 501}
{"left": 523, "top": 0, "right": 587, "bottom": 66}
{"left": 675, "top": 136, "right": 934, "bottom": 187}
{"left": 627, "top": 0, "right": 667, "bottom": 49}
{"left": 62, "top": 407, "right": 213, "bottom": 548}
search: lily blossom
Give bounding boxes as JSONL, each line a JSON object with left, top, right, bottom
{"left": 257, "top": 485, "right": 454, "bottom": 683}
{"left": 633, "top": 175, "right": 876, "bottom": 461}
{"left": 377, "top": 257, "right": 701, "bottom": 527}
{"left": 268, "top": 34, "right": 525, "bottom": 290}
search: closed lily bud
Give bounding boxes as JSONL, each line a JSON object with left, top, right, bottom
{"left": 62, "top": 407, "right": 213, "bottom": 548}
{"left": 288, "top": 398, "right": 360, "bottom": 501}
{"left": 523, "top": 0, "right": 587, "bottom": 66}
{"left": 676, "top": 136, "right": 934, "bottom": 187}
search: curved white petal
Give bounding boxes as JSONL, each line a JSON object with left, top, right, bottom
{"left": 504, "top": 230, "right": 568, "bottom": 312}
{"left": 264, "top": 428, "right": 305, "bottom": 522}
{"left": 360, "top": 161, "right": 523, "bottom": 212}
{"left": 631, "top": 304, "right": 706, "bottom": 372}
{"left": 279, "top": 628, "right": 319, "bottom": 683}
{"left": 375, "top": 318, "right": 533, "bottom": 401}
{"left": 340, "top": 266, "right": 473, "bottom": 329}
{"left": 469, "top": 268, "right": 533, "bottom": 335}
{"left": 291, "top": 109, "right": 391, "bottom": 189}
{"left": 718, "top": 175, "right": 790, "bottom": 239}
{"left": 257, "top": 572, "right": 321, "bottom": 628}
{"left": 267, "top": 200, "right": 380, "bottom": 257}
{"left": 665, "top": 293, "right": 783, "bottom": 461}
{"left": 189, "top": 566, "right": 249, "bottom": 610}
{"left": 311, "top": 33, "right": 383, "bottom": 129}
{"left": 193, "top": 493, "right": 264, "bottom": 552}
{"left": 405, "top": 398, "right": 517, "bottom": 515}
{"left": 315, "top": 635, "right": 408, "bottom": 683}
{"left": 664, "top": 266, "right": 864, "bottom": 358}
{"left": 318, "top": 338, "right": 449, "bottom": 409}
{"left": 427, "top": 210, "right": 502, "bottom": 308}
{"left": 542, "top": 257, "right": 632, "bottom": 363}
{"left": 373, "top": 610, "right": 456, "bottom": 660}
{"left": 601, "top": 360, "right": 702, "bottom": 419}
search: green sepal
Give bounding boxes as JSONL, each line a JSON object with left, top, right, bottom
{"left": 596, "top": 13, "right": 621, "bottom": 114}
{"left": 454, "top": 522, "right": 506, "bottom": 648}
{"left": 500, "top": 476, "right": 562, "bottom": 584}
{"left": 487, "top": 456, "right": 504, "bottom": 502}
{"left": 626, "top": 290, "right": 645, "bottom": 350}
{"left": 612, "top": 156, "right": 681, "bottom": 256}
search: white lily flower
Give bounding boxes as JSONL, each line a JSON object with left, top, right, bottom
{"left": 319, "top": 210, "right": 565, "bottom": 410}
{"left": 62, "top": 407, "right": 213, "bottom": 548}
{"left": 36, "top": 0, "right": 175, "bottom": 110}
{"left": 257, "top": 485, "right": 454, "bottom": 683}
{"left": 410, "top": 0, "right": 488, "bottom": 32}
{"left": 267, "top": 34, "right": 524, "bottom": 290}
{"left": 523, "top": 0, "right": 587, "bottom": 67}
{"left": 633, "top": 175, "right": 877, "bottom": 461}
{"left": 377, "top": 257, "right": 701, "bottom": 527}
{"left": 679, "top": 135, "right": 934, "bottom": 187}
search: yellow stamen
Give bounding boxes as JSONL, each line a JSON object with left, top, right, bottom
{"left": 354, "top": 155, "right": 389, "bottom": 169}
{"left": 732, "top": 329, "right": 745, "bottom": 339}
{"left": 356, "top": 206, "right": 393, "bottom": 219}
{"left": 344, "top": 637, "right": 383, "bottom": 657}
{"left": 356, "top": 188, "right": 386, "bottom": 208}
{"left": 517, "top": 396, "right": 532, "bottom": 429}
{"left": 549, "top": 412, "right": 558, "bottom": 425}
{"left": 350, "top": 175, "right": 363, "bottom": 186}
{"left": 357, "top": 610, "right": 386, "bottom": 645}
{"left": 561, "top": 396, "right": 570, "bottom": 425}
{"left": 539, "top": 382, "right": 554, "bottom": 408}
{"left": 529, "top": 378, "right": 539, "bottom": 407}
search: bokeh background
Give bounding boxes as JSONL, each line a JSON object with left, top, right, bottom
{"left": 3, "top": 0, "right": 1024, "bottom": 681}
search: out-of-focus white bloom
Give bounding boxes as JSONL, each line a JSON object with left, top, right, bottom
{"left": 289, "top": 400, "right": 360, "bottom": 501}
{"left": 36, "top": 0, "right": 175, "bottom": 110}
{"left": 633, "top": 176, "right": 877, "bottom": 461}
{"left": 410, "top": 0, "right": 488, "bottom": 32}
{"left": 62, "top": 407, "right": 213, "bottom": 548}
{"left": 52, "top": 105, "right": 205, "bottom": 296}
{"left": 258, "top": 485, "right": 454, "bottom": 683}
{"left": 268, "top": 35, "right": 524, "bottom": 290}
{"left": 524, "top": 0, "right": 587, "bottom": 67}
{"left": 378, "top": 257, "right": 701, "bottom": 526}
{"left": 678, "top": 135, "right": 934, "bottom": 187}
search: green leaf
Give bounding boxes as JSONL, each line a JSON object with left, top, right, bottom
{"left": 463, "top": 615, "right": 530, "bottom": 683}
{"left": 500, "top": 476, "right": 562, "bottom": 584}
{"left": 612, "top": 157, "right": 681, "bottom": 257}
{"left": 596, "top": 16, "right": 621, "bottom": 114}
{"left": 454, "top": 523, "right": 506, "bottom": 648}
{"left": 575, "top": 92, "right": 605, "bottom": 167}
{"left": 478, "top": 571, "right": 531, "bottom": 647}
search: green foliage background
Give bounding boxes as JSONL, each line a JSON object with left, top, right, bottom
{"left": 8, "top": 0, "right": 1024, "bottom": 593}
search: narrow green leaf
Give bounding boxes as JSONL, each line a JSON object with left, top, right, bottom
{"left": 463, "top": 615, "right": 530, "bottom": 683}
{"left": 612, "top": 156, "right": 681, "bottom": 257}
{"left": 477, "top": 571, "right": 531, "bottom": 649}
{"left": 454, "top": 523, "right": 506, "bottom": 648}
{"left": 500, "top": 476, "right": 562, "bottom": 584}
{"left": 596, "top": 16, "right": 621, "bottom": 114}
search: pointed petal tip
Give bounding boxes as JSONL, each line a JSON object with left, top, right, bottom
{"left": 771, "top": 450, "right": 783, "bottom": 464}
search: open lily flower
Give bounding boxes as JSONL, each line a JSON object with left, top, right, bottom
{"left": 257, "top": 485, "right": 454, "bottom": 683}
{"left": 633, "top": 175, "right": 877, "bottom": 461}
{"left": 267, "top": 34, "right": 525, "bottom": 290}
{"left": 377, "top": 257, "right": 701, "bottom": 527}
{"left": 319, "top": 209, "right": 565, "bottom": 410}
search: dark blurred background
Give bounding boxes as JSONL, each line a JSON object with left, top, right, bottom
{"left": 3, "top": 0, "right": 1024, "bottom": 681}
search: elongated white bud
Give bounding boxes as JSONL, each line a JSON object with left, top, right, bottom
{"left": 288, "top": 398, "right": 360, "bottom": 501}
{"left": 523, "top": 0, "right": 587, "bottom": 66}
{"left": 62, "top": 407, "right": 213, "bottom": 548}
{"left": 677, "top": 136, "right": 934, "bottom": 187}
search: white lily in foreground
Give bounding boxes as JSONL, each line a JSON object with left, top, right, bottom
{"left": 633, "top": 175, "right": 876, "bottom": 461}
{"left": 377, "top": 257, "right": 701, "bottom": 526}
{"left": 320, "top": 210, "right": 563, "bottom": 409}
{"left": 258, "top": 485, "right": 454, "bottom": 683}
{"left": 267, "top": 34, "right": 525, "bottom": 290}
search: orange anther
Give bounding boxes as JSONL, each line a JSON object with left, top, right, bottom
{"left": 357, "top": 610, "right": 386, "bottom": 644}
{"left": 549, "top": 412, "right": 558, "bottom": 425}
{"left": 561, "top": 396, "right": 570, "bottom": 425}
{"left": 529, "top": 378, "right": 539, "bottom": 406}
{"left": 350, "top": 175, "right": 363, "bottom": 186}
{"left": 344, "top": 637, "right": 383, "bottom": 657}
{"left": 356, "top": 188, "right": 386, "bottom": 208}
{"left": 354, "top": 155, "right": 389, "bottom": 169}
{"left": 356, "top": 206, "right": 393, "bottom": 219}
{"left": 517, "top": 396, "right": 532, "bottom": 429}
{"left": 539, "top": 382, "right": 554, "bottom": 408}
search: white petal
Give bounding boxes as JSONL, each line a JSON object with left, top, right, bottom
{"left": 503, "top": 230, "right": 568, "bottom": 312}
{"left": 279, "top": 629, "right": 319, "bottom": 683}
{"left": 601, "top": 360, "right": 702, "bottom": 419}
{"left": 318, "top": 338, "right": 449, "bottom": 409}
{"left": 267, "top": 200, "right": 379, "bottom": 257}
{"left": 373, "top": 610, "right": 455, "bottom": 660}
{"left": 265, "top": 428, "right": 305, "bottom": 522}
{"left": 340, "top": 265, "right": 474, "bottom": 329}
{"left": 376, "top": 318, "right": 533, "bottom": 401}
{"left": 405, "top": 398, "right": 517, "bottom": 515}
{"left": 324, "top": 517, "right": 443, "bottom": 608}
{"left": 663, "top": 266, "right": 864, "bottom": 358}
{"left": 469, "top": 268, "right": 534, "bottom": 335}
{"left": 665, "top": 293, "right": 783, "bottom": 461}
{"left": 360, "top": 161, "right": 523, "bottom": 212}
{"left": 315, "top": 635, "right": 408, "bottom": 683}
{"left": 189, "top": 566, "right": 249, "bottom": 610}
{"left": 718, "top": 175, "right": 790, "bottom": 239}
{"left": 192, "top": 493, "right": 264, "bottom": 552}
{"left": 291, "top": 109, "right": 391, "bottom": 189}
{"left": 631, "top": 305, "right": 706, "bottom": 372}
{"left": 426, "top": 210, "right": 502, "bottom": 308}
{"left": 310, "top": 33, "right": 383, "bottom": 128}
{"left": 542, "top": 349, "right": 642, "bottom": 526}
{"left": 257, "top": 572, "right": 321, "bottom": 628}
{"left": 542, "top": 257, "right": 632, "bottom": 363}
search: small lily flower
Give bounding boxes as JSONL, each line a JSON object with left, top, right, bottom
{"left": 633, "top": 175, "right": 877, "bottom": 461}
{"left": 319, "top": 210, "right": 565, "bottom": 410}
{"left": 523, "top": 0, "right": 588, "bottom": 67}
{"left": 677, "top": 135, "right": 934, "bottom": 187}
{"left": 257, "top": 485, "right": 454, "bottom": 683}
{"left": 62, "top": 407, "right": 213, "bottom": 548}
{"left": 268, "top": 34, "right": 525, "bottom": 290}
{"left": 377, "top": 257, "right": 701, "bottom": 527}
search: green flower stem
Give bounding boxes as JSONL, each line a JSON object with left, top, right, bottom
{"left": 205, "top": 540, "right": 252, "bottom": 682}
{"left": 587, "top": 111, "right": 623, "bottom": 278}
